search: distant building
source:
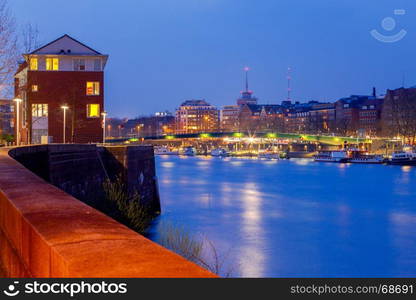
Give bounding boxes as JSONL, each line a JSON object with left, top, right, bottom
{"left": 335, "top": 92, "right": 382, "bottom": 136}
{"left": 0, "top": 99, "right": 14, "bottom": 136}
{"left": 236, "top": 68, "right": 257, "bottom": 106}
{"left": 382, "top": 87, "right": 416, "bottom": 139}
{"left": 308, "top": 102, "right": 336, "bottom": 134}
{"left": 14, "top": 34, "right": 108, "bottom": 144}
{"left": 121, "top": 114, "right": 175, "bottom": 137}
{"left": 175, "top": 100, "right": 219, "bottom": 134}
{"left": 220, "top": 105, "right": 240, "bottom": 132}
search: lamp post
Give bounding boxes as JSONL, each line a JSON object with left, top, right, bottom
{"left": 101, "top": 111, "right": 107, "bottom": 144}
{"left": 107, "top": 124, "right": 111, "bottom": 138}
{"left": 136, "top": 124, "right": 144, "bottom": 138}
{"left": 13, "top": 98, "right": 22, "bottom": 146}
{"left": 61, "top": 105, "right": 69, "bottom": 144}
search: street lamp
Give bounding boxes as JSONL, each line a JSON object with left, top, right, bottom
{"left": 13, "top": 98, "right": 22, "bottom": 146}
{"left": 136, "top": 124, "right": 144, "bottom": 138}
{"left": 101, "top": 111, "right": 107, "bottom": 144}
{"left": 61, "top": 105, "right": 69, "bottom": 144}
{"left": 107, "top": 124, "right": 111, "bottom": 138}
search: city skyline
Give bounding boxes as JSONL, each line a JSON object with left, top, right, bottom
{"left": 10, "top": 0, "right": 416, "bottom": 118}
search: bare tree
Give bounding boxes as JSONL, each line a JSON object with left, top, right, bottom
{"left": 0, "top": 0, "right": 18, "bottom": 97}
{"left": 21, "top": 23, "right": 40, "bottom": 53}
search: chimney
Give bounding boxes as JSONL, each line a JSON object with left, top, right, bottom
{"left": 372, "top": 87, "right": 376, "bottom": 97}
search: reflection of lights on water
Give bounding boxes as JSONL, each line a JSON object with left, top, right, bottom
{"left": 261, "top": 160, "right": 278, "bottom": 165}
{"left": 390, "top": 212, "right": 416, "bottom": 225}
{"left": 293, "top": 158, "right": 311, "bottom": 166}
{"left": 230, "top": 161, "right": 244, "bottom": 166}
{"left": 401, "top": 166, "right": 412, "bottom": 173}
{"left": 161, "top": 162, "right": 175, "bottom": 168}
{"left": 196, "top": 161, "right": 210, "bottom": 167}
{"left": 239, "top": 182, "right": 266, "bottom": 277}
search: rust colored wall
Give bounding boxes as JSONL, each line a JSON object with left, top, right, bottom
{"left": 0, "top": 146, "right": 215, "bottom": 278}
{"left": 27, "top": 71, "right": 104, "bottom": 143}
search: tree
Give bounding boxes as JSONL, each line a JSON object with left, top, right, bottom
{"left": 0, "top": 0, "right": 18, "bottom": 98}
{"left": 21, "top": 23, "right": 40, "bottom": 53}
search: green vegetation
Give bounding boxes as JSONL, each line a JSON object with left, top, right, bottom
{"left": 86, "top": 177, "right": 233, "bottom": 276}
{"left": 92, "top": 177, "right": 154, "bottom": 234}
{"left": 0, "top": 134, "right": 14, "bottom": 143}
{"left": 156, "top": 222, "right": 235, "bottom": 277}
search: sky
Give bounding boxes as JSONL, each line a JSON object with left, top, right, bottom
{"left": 10, "top": 0, "right": 416, "bottom": 118}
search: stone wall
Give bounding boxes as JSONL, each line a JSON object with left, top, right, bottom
{"left": 0, "top": 146, "right": 215, "bottom": 278}
{"left": 9, "top": 144, "right": 160, "bottom": 214}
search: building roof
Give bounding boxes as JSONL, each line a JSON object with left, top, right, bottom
{"left": 28, "top": 34, "right": 103, "bottom": 56}
{"left": 179, "top": 100, "right": 214, "bottom": 107}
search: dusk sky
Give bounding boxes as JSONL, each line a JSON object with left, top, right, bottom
{"left": 11, "top": 0, "right": 416, "bottom": 118}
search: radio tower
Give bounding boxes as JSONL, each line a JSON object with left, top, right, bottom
{"left": 287, "top": 67, "right": 292, "bottom": 103}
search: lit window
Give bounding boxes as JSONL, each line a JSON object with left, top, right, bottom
{"left": 87, "top": 104, "right": 100, "bottom": 118}
{"left": 32, "top": 104, "right": 48, "bottom": 117}
{"left": 86, "top": 82, "right": 100, "bottom": 95}
{"left": 94, "top": 59, "right": 102, "bottom": 71}
{"left": 46, "top": 58, "right": 59, "bottom": 70}
{"left": 32, "top": 85, "right": 38, "bottom": 92}
{"left": 73, "top": 59, "right": 86, "bottom": 71}
{"left": 30, "top": 58, "right": 38, "bottom": 70}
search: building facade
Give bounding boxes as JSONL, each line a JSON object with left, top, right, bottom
{"left": 14, "top": 34, "right": 108, "bottom": 144}
{"left": 175, "top": 100, "right": 219, "bottom": 134}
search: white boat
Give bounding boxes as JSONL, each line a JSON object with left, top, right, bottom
{"left": 389, "top": 146, "right": 416, "bottom": 165}
{"left": 314, "top": 150, "right": 349, "bottom": 163}
{"left": 258, "top": 151, "right": 280, "bottom": 160}
{"left": 154, "top": 146, "right": 179, "bottom": 155}
{"left": 182, "top": 146, "right": 196, "bottom": 156}
{"left": 211, "top": 148, "right": 228, "bottom": 157}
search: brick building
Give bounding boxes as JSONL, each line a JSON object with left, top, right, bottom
{"left": 14, "top": 34, "right": 108, "bottom": 144}
{"left": 175, "top": 100, "right": 219, "bottom": 134}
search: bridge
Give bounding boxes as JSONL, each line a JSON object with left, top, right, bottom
{"left": 107, "top": 132, "right": 373, "bottom": 146}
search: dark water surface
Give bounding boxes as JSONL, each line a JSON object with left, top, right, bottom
{"left": 150, "top": 156, "right": 416, "bottom": 277}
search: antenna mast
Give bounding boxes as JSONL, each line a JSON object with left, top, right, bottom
{"left": 287, "top": 67, "right": 292, "bottom": 102}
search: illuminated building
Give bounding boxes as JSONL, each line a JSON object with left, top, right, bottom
{"left": 237, "top": 67, "right": 257, "bottom": 106}
{"left": 175, "top": 100, "right": 219, "bottom": 134}
{"left": 14, "top": 34, "right": 109, "bottom": 144}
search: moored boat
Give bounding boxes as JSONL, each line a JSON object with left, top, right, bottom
{"left": 211, "top": 148, "right": 229, "bottom": 157}
{"left": 314, "top": 150, "right": 349, "bottom": 163}
{"left": 182, "top": 146, "right": 196, "bottom": 156}
{"left": 347, "top": 148, "right": 386, "bottom": 164}
{"left": 389, "top": 147, "right": 416, "bottom": 166}
{"left": 258, "top": 151, "right": 280, "bottom": 160}
{"left": 349, "top": 155, "right": 386, "bottom": 164}
{"left": 154, "top": 146, "right": 179, "bottom": 155}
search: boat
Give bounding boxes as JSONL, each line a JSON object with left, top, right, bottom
{"left": 349, "top": 155, "right": 386, "bottom": 164}
{"left": 389, "top": 146, "right": 416, "bottom": 165}
{"left": 258, "top": 151, "right": 280, "bottom": 160}
{"left": 314, "top": 150, "right": 349, "bottom": 163}
{"left": 347, "top": 148, "right": 386, "bottom": 164}
{"left": 154, "top": 146, "right": 179, "bottom": 155}
{"left": 182, "top": 146, "right": 196, "bottom": 156}
{"left": 211, "top": 148, "right": 228, "bottom": 157}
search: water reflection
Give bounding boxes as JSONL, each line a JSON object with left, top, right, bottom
{"left": 239, "top": 182, "right": 266, "bottom": 277}
{"left": 154, "top": 156, "right": 416, "bottom": 277}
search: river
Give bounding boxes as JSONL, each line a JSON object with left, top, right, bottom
{"left": 149, "top": 155, "right": 416, "bottom": 277}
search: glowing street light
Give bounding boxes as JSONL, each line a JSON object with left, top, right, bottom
{"left": 101, "top": 111, "right": 107, "bottom": 144}
{"left": 61, "top": 105, "right": 69, "bottom": 144}
{"left": 13, "top": 98, "right": 22, "bottom": 146}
